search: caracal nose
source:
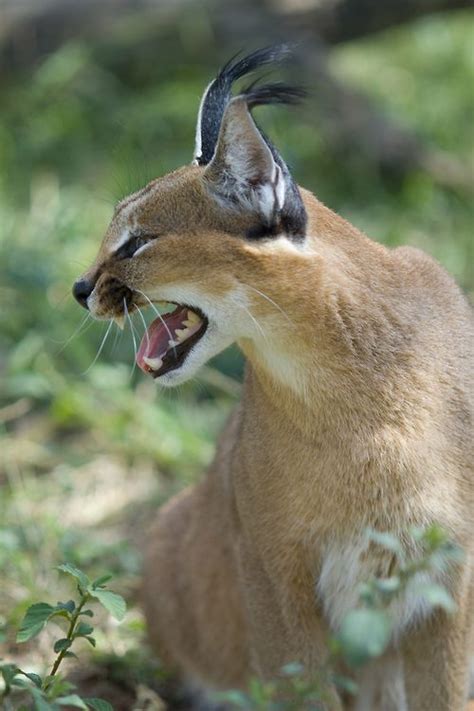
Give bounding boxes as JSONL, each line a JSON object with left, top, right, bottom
{"left": 72, "top": 278, "right": 93, "bottom": 309}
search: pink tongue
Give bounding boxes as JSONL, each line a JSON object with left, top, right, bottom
{"left": 136, "top": 306, "right": 188, "bottom": 373}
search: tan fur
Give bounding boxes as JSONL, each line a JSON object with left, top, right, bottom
{"left": 77, "top": 144, "right": 474, "bottom": 708}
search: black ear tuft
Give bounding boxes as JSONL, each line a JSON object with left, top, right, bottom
{"left": 242, "top": 82, "right": 308, "bottom": 109}
{"left": 194, "top": 45, "right": 295, "bottom": 166}
{"left": 199, "top": 48, "right": 308, "bottom": 241}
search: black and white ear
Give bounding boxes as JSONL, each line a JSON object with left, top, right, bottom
{"left": 204, "top": 88, "right": 307, "bottom": 240}
{"left": 193, "top": 45, "right": 293, "bottom": 166}
{"left": 205, "top": 97, "right": 285, "bottom": 221}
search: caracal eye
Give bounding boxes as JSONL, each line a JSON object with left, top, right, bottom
{"left": 116, "top": 234, "right": 148, "bottom": 260}
{"left": 133, "top": 236, "right": 147, "bottom": 253}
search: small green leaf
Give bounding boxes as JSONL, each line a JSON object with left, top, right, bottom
{"left": 281, "top": 662, "right": 304, "bottom": 677}
{"left": 1, "top": 663, "right": 20, "bottom": 685}
{"left": 410, "top": 525, "right": 428, "bottom": 542}
{"left": 30, "top": 687, "right": 56, "bottom": 711}
{"left": 57, "top": 564, "right": 90, "bottom": 591}
{"left": 57, "top": 694, "right": 88, "bottom": 709}
{"left": 42, "top": 675, "right": 75, "bottom": 696}
{"left": 367, "top": 529, "right": 403, "bottom": 555}
{"left": 419, "top": 525, "right": 448, "bottom": 548}
{"left": 79, "top": 609, "right": 94, "bottom": 618}
{"left": 332, "top": 674, "right": 358, "bottom": 695}
{"left": 358, "top": 582, "right": 376, "bottom": 606}
{"left": 91, "top": 575, "right": 113, "bottom": 589}
{"left": 21, "top": 671, "right": 43, "bottom": 688}
{"left": 85, "top": 636, "right": 96, "bottom": 647}
{"left": 57, "top": 600, "right": 76, "bottom": 613}
{"left": 17, "top": 602, "right": 55, "bottom": 643}
{"left": 248, "top": 677, "right": 266, "bottom": 702}
{"left": 374, "top": 576, "right": 401, "bottom": 596}
{"left": 84, "top": 698, "right": 114, "bottom": 711}
{"left": 89, "top": 589, "right": 126, "bottom": 621}
{"left": 49, "top": 609, "right": 72, "bottom": 621}
{"left": 75, "top": 621, "right": 94, "bottom": 637}
{"left": 416, "top": 582, "right": 456, "bottom": 612}
{"left": 430, "top": 546, "right": 464, "bottom": 572}
{"left": 338, "top": 609, "right": 392, "bottom": 667}
{"left": 11, "top": 677, "right": 33, "bottom": 688}
{"left": 54, "top": 637, "right": 72, "bottom": 653}
{"left": 64, "top": 651, "right": 79, "bottom": 659}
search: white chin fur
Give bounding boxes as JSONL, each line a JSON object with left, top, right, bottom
{"left": 142, "top": 284, "right": 249, "bottom": 386}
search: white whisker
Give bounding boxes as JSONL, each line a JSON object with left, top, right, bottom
{"left": 55, "top": 312, "right": 92, "bottom": 353}
{"left": 124, "top": 299, "right": 138, "bottom": 378}
{"left": 82, "top": 319, "right": 113, "bottom": 374}
{"left": 243, "top": 283, "right": 294, "bottom": 327}
{"left": 134, "top": 288, "right": 177, "bottom": 360}
{"left": 111, "top": 321, "right": 123, "bottom": 354}
{"left": 133, "top": 302, "right": 150, "bottom": 350}
{"left": 240, "top": 303, "right": 268, "bottom": 343}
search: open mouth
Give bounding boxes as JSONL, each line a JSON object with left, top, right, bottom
{"left": 136, "top": 303, "right": 208, "bottom": 378}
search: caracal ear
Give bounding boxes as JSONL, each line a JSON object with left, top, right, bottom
{"left": 203, "top": 87, "right": 307, "bottom": 240}
{"left": 205, "top": 96, "right": 285, "bottom": 222}
{"left": 193, "top": 45, "right": 293, "bottom": 166}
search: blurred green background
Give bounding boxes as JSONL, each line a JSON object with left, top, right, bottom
{"left": 0, "top": 0, "right": 472, "bottom": 704}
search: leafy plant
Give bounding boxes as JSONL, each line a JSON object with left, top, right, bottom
{"left": 0, "top": 564, "right": 126, "bottom": 711}
{"left": 333, "top": 525, "right": 461, "bottom": 669}
{"left": 219, "top": 525, "right": 462, "bottom": 710}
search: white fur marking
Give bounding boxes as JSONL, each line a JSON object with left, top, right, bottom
{"left": 193, "top": 80, "right": 213, "bottom": 162}
{"left": 274, "top": 164, "right": 285, "bottom": 210}
{"left": 317, "top": 536, "right": 445, "bottom": 637}
{"left": 110, "top": 228, "right": 131, "bottom": 254}
{"left": 134, "top": 242, "right": 152, "bottom": 258}
{"left": 256, "top": 183, "right": 277, "bottom": 220}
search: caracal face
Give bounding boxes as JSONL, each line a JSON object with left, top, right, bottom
{"left": 72, "top": 47, "right": 313, "bottom": 387}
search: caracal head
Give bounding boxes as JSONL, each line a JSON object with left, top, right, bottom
{"left": 73, "top": 46, "right": 312, "bottom": 387}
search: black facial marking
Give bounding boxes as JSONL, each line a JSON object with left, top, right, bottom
{"left": 115, "top": 234, "right": 154, "bottom": 260}
{"left": 246, "top": 223, "right": 280, "bottom": 240}
{"left": 101, "top": 276, "right": 133, "bottom": 311}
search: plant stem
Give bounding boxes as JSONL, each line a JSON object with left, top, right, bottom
{"left": 43, "top": 593, "right": 89, "bottom": 690}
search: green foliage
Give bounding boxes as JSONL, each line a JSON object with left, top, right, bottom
{"left": 16, "top": 604, "right": 57, "bottom": 644}
{"left": 220, "top": 525, "right": 461, "bottom": 709}
{"left": 218, "top": 664, "right": 329, "bottom": 711}
{"left": 337, "top": 609, "right": 391, "bottom": 668}
{"left": 1, "top": 564, "right": 123, "bottom": 710}
{"left": 88, "top": 591, "right": 125, "bottom": 623}
{"left": 332, "top": 525, "right": 460, "bottom": 669}
{"left": 328, "top": 14, "right": 474, "bottom": 295}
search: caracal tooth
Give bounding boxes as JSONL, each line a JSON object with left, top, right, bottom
{"left": 168, "top": 339, "right": 179, "bottom": 348}
{"left": 186, "top": 310, "right": 200, "bottom": 324}
{"left": 183, "top": 318, "right": 201, "bottom": 328}
{"left": 175, "top": 327, "right": 191, "bottom": 341}
{"left": 143, "top": 356, "right": 163, "bottom": 370}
